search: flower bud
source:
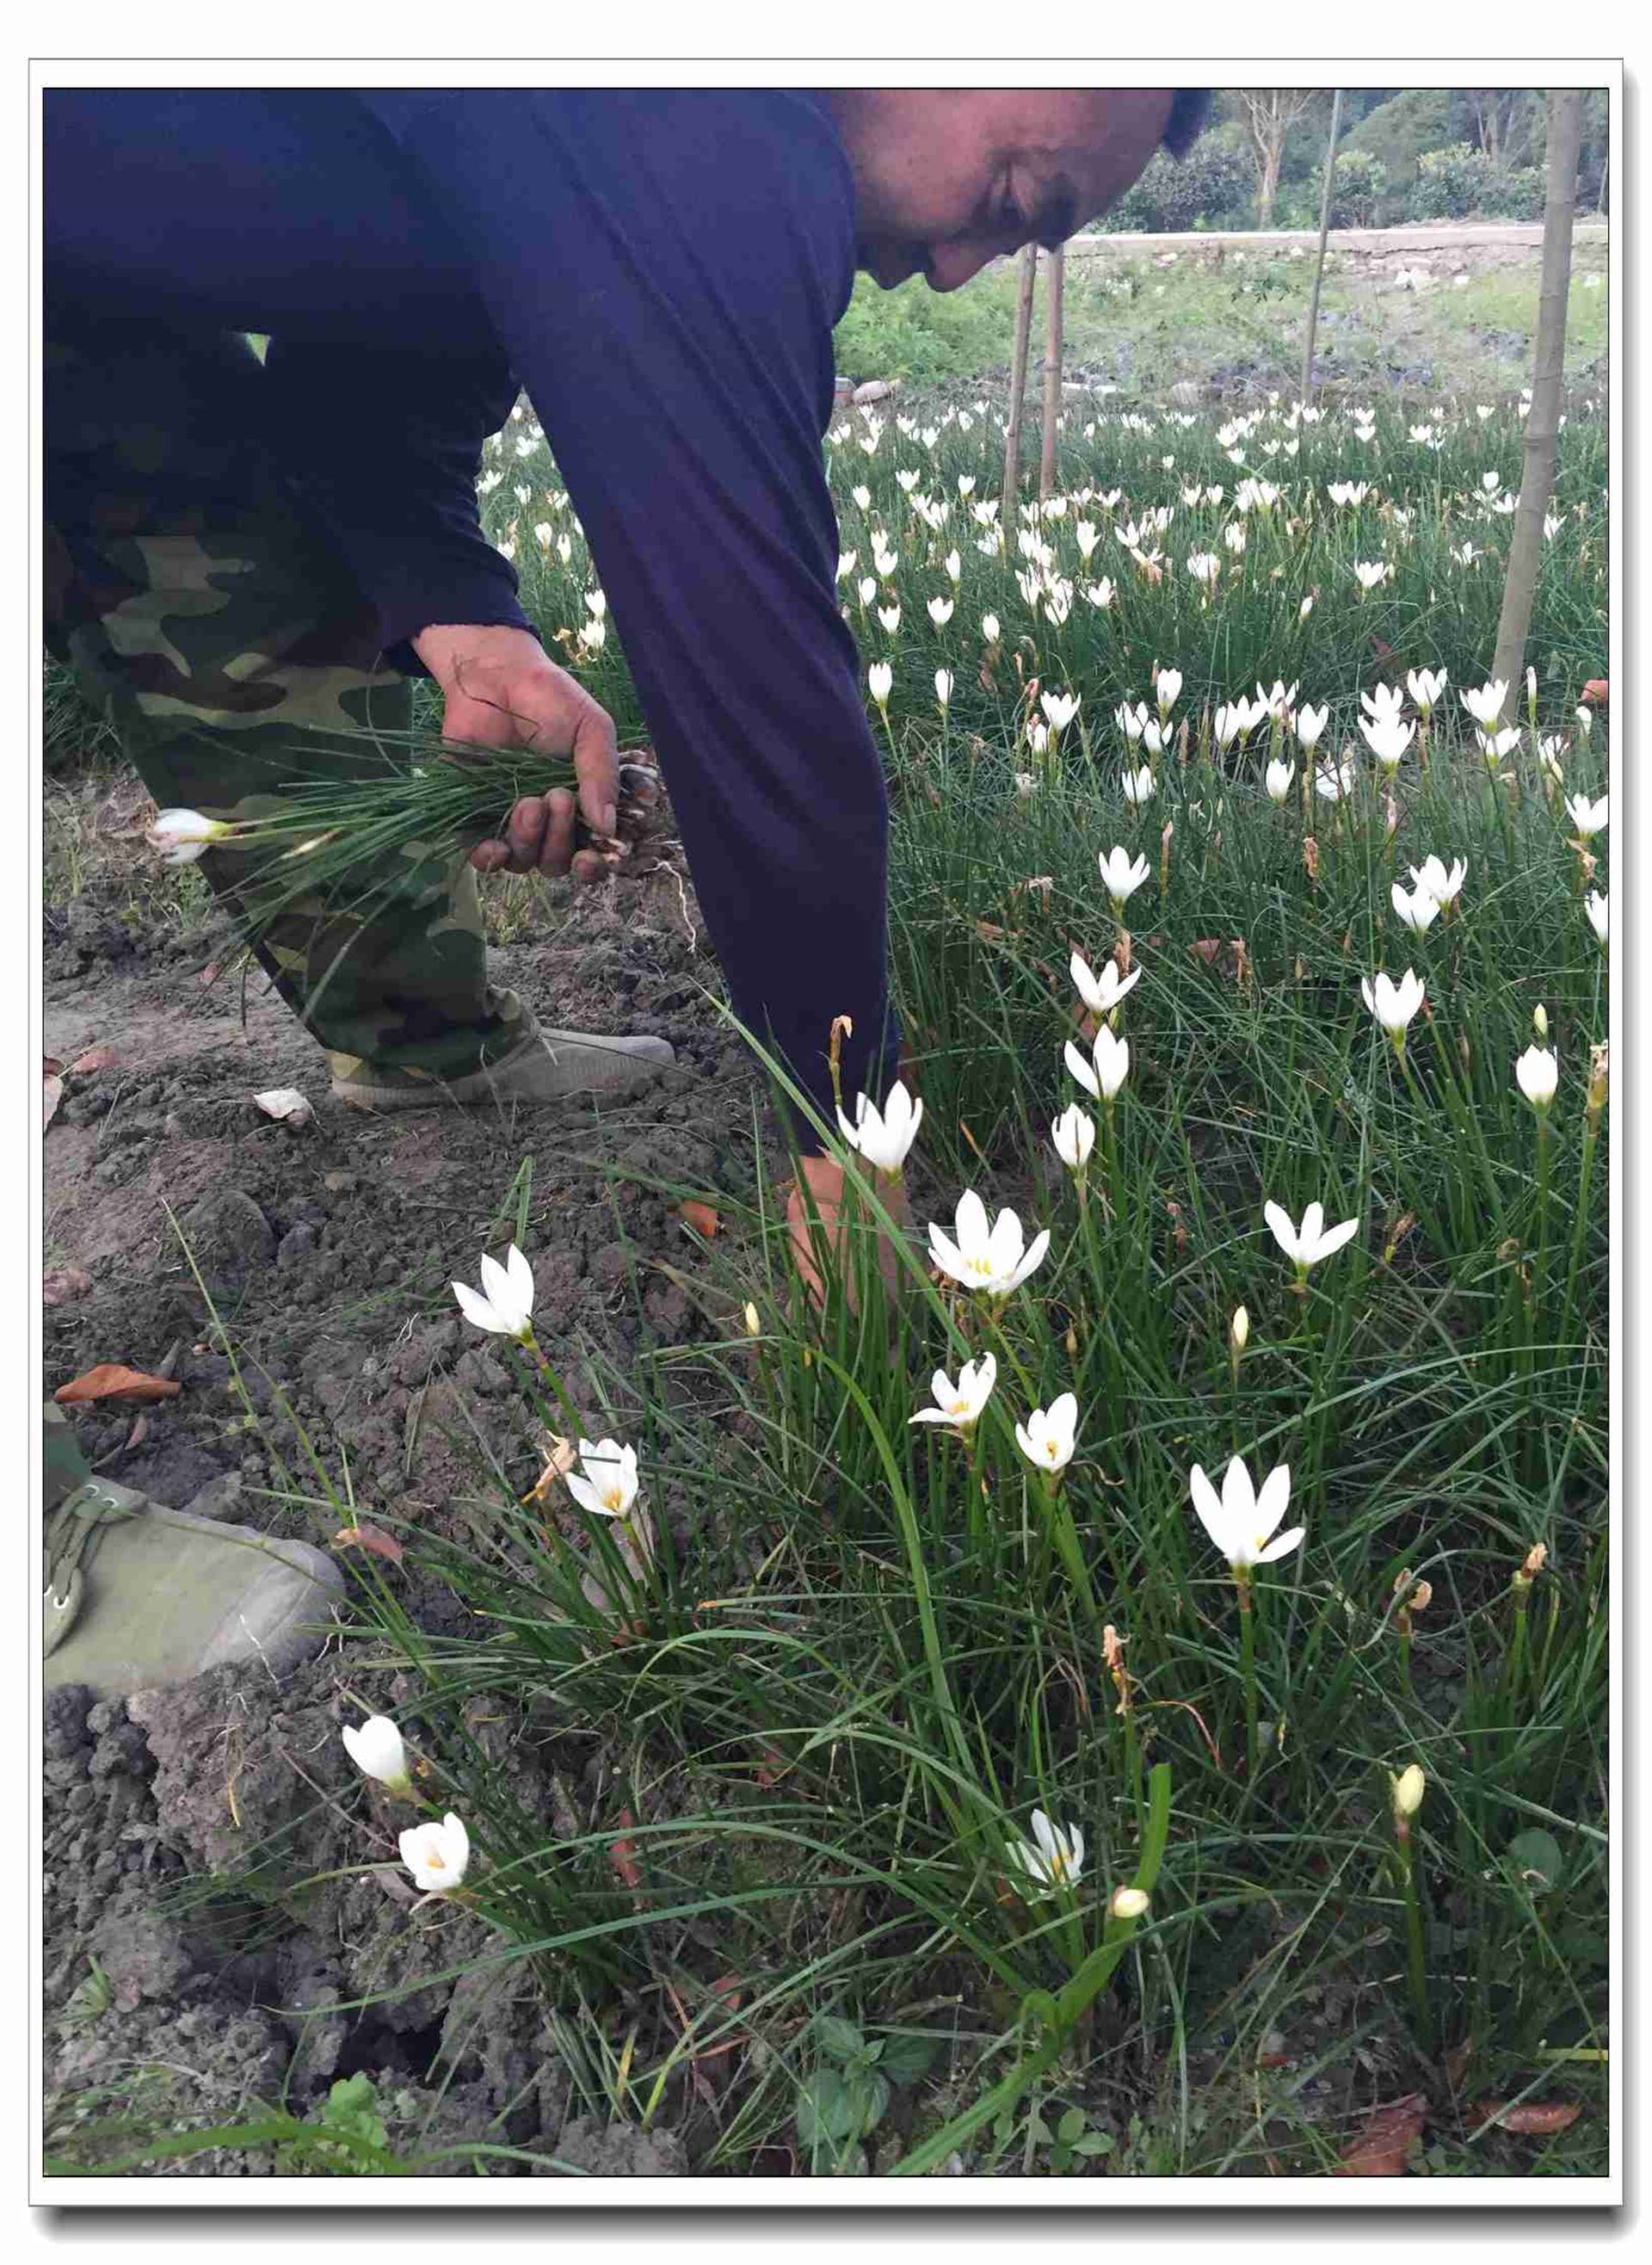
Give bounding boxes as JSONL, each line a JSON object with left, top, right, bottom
{"left": 1230, "top": 1306, "right": 1250, "bottom": 1354}
{"left": 1390, "top": 1762, "right": 1426, "bottom": 1820}
{"left": 1110, "top": 1885, "right": 1151, "bottom": 1921}
{"left": 743, "top": 1302, "right": 761, "bottom": 1336}
{"left": 1587, "top": 1043, "right": 1608, "bottom": 1124}
{"left": 1533, "top": 1002, "right": 1549, "bottom": 1042}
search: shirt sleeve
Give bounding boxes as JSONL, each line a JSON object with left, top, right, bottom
{"left": 258, "top": 332, "right": 538, "bottom": 676}
{"left": 357, "top": 88, "right": 901, "bottom": 1145}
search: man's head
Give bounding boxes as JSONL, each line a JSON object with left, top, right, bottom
{"left": 822, "top": 88, "right": 1207, "bottom": 293}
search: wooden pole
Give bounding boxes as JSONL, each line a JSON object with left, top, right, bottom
{"left": 1300, "top": 89, "right": 1344, "bottom": 401}
{"left": 1039, "top": 244, "right": 1065, "bottom": 500}
{"left": 1002, "top": 244, "right": 1038, "bottom": 514}
{"left": 1491, "top": 89, "right": 1585, "bottom": 721}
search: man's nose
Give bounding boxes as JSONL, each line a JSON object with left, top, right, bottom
{"left": 924, "top": 243, "right": 996, "bottom": 293}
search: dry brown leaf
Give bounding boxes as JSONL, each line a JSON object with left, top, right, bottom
{"left": 71, "top": 1044, "right": 116, "bottom": 1076}
{"left": 1336, "top": 2094, "right": 1427, "bottom": 2176}
{"left": 680, "top": 1198, "right": 720, "bottom": 1238}
{"left": 44, "top": 1074, "right": 65, "bottom": 1130}
{"left": 196, "top": 960, "right": 220, "bottom": 987}
{"left": 43, "top": 1267, "right": 94, "bottom": 1307}
{"left": 1302, "top": 836, "right": 1320, "bottom": 884}
{"left": 333, "top": 1523, "right": 405, "bottom": 1565}
{"left": 607, "top": 1809, "right": 643, "bottom": 1889}
{"left": 1473, "top": 2099, "right": 1581, "bottom": 2135}
{"left": 1189, "top": 938, "right": 1222, "bottom": 967}
{"left": 54, "top": 1363, "right": 182, "bottom": 1405}
{"left": 975, "top": 918, "right": 1006, "bottom": 942}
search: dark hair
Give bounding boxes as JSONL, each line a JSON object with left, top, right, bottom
{"left": 1163, "top": 89, "right": 1212, "bottom": 157}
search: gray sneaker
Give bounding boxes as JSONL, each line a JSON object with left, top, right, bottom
{"left": 331, "top": 1028, "right": 676, "bottom": 1111}
{"left": 43, "top": 1406, "right": 343, "bottom": 1698}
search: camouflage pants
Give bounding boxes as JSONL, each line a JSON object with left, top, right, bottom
{"left": 44, "top": 316, "right": 533, "bottom": 1084}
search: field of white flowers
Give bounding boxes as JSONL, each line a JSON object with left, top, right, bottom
{"left": 317, "top": 378, "right": 1612, "bottom": 2177}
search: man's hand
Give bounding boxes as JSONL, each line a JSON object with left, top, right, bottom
{"left": 786, "top": 1153, "right": 911, "bottom": 1311}
{"left": 411, "top": 622, "right": 620, "bottom": 880}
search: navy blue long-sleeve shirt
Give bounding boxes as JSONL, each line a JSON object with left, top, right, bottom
{"left": 44, "top": 88, "right": 898, "bottom": 1141}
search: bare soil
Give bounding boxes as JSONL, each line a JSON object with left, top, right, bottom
{"left": 42, "top": 829, "right": 764, "bottom": 2176}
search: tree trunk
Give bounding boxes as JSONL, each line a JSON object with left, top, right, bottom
{"left": 1491, "top": 90, "right": 1584, "bottom": 723}
{"left": 1301, "top": 89, "right": 1343, "bottom": 400}
{"left": 1039, "top": 246, "right": 1064, "bottom": 500}
{"left": 1002, "top": 244, "right": 1038, "bottom": 514}
{"left": 1257, "top": 145, "right": 1282, "bottom": 228}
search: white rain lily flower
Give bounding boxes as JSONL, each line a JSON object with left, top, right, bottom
{"left": 1084, "top": 577, "right": 1116, "bottom": 609}
{"left": 981, "top": 613, "right": 1001, "bottom": 643}
{"left": 867, "top": 661, "right": 892, "bottom": 706}
{"left": 1361, "top": 967, "right": 1427, "bottom": 1040}
{"left": 1122, "top": 764, "right": 1156, "bottom": 810}
{"left": 1063, "top": 1026, "right": 1131, "bottom": 1104}
{"left": 1098, "top": 846, "right": 1151, "bottom": 910}
{"left": 1041, "top": 689, "right": 1082, "bottom": 734}
{"left": 1069, "top": 951, "right": 1140, "bottom": 1018}
{"left": 452, "top": 1244, "right": 536, "bottom": 1342}
{"left": 1295, "top": 703, "right": 1328, "bottom": 750}
{"left": 1460, "top": 680, "right": 1510, "bottom": 730}
{"left": 147, "top": 808, "right": 235, "bottom": 864}
{"left": 909, "top": 1352, "right": 997, "bottom": 1433}
{"left": 1155, "top": 668, "right": 1183, "bottom": 713}
{"left": 1538, "top": 735, "right": 1566, "bottom": 781}
{"left": 1264, "top": 1199, "right": 1360, "bottom": 1273}
{"left": 1014, "top": 772, "right": 1039, "bottom": 799}
{"left": 1476, "top": 726, "right": 1520, "bottom": 762}
{"left": 342, "top": 1715, "right": 413, "bottom": 1797}
{"left": 1515, "top": 1045, "right": 1559, "bottom": 1113}
{"left": 1187, "top": 551, "right": 1220, "bottom": 587}
{"left": 1360, "top": 682, "right": 1406, "bottom": 726}
{"left": 565, "top": 1437, "right": 641, "bottom": 1521}
{"left": 1575, "top": 706, "right": 1593, "bottom": 739}
{"left": 1140, "top": 719, "right": 1167, "bottom": 759}
{"left": 1314, "top": 760, "right": 1357, "bottom": 804}
{"left": 1407, "top": 667, "right": 1447, "bottom": 714}
{"left": 1188, "top": 1457, "right": 1303, "bottom": 1574}
{"left": 1015, "top": 1392, "right": 1080, "bottom": 1475}
{"left": 1265, "top": 757, "right": 1297, "bottom": 804}
{"left": 1007, "top": 1809, "right": 1085, "bottom": 1896}
{"left": 1566, "top": 793, "right": 1608, "bottom": 838}
{"left": 1409, "top": 855, "right": 1466, "bottom": 907}
{"left": 878, "top": 604, "right": 901, "bottom": 633}
{"left": 1353, "top": 560, "right": 1390, "bottom": 589}
{"left": 1051, "top": 1103, "right": 1096, "bottom": 1171}
{"left": 836, "top": 1080, "right": 924, "bottom": 1173}
{"left": 859, "top": 577, "right": 878, "bottom": 606}
{"left": 927, "top": 596, "right": 955, "bottom": 626}
{"left": 1361, "top": 715, "right": 1415, "bottom": 772}
{"left": 1391, "top": 880, "right": 1440, "bottom": 933}
{"left": 934, "top": 669, "right": 953, "bottom": 709}
{"left": 399, "top": 1812, "right": 471, "bottom": 1896}
{"left": 1586, "top": 890, "right": 1608, "bottom": 948}
{"left": 928, "top": 1189, "right": 1051, "bottom": 1299}
{"left": 1255, "top": 678, "right": 1298, "bottom": 719}
{"left": 1115, "top": 700, "right": 1150, "bottom": 743}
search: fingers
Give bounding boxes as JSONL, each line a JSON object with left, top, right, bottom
{"left": 571, "top": 700, "right": 621, "bottom": 841}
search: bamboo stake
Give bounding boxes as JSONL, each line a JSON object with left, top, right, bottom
{"left": 1002, "top": 244, "right": 1038, "bottom": 513}
{"left": 1039, "top": 244, "right": 1065, "bottom": 500}
{"left": 1300, "top": 89, "right": 1343, "bottom": 401}
{"left": 1491, "top": 90, "right": 1585, "bottom": 722}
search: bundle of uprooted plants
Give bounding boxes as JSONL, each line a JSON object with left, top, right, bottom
{"left": 145, "top": 724, "right": 674, "bottom": 934}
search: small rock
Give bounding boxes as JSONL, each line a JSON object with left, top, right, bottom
{"left": 182, "top": 1188, "right": 276, "bottom": 1274}
{"left": 852, "top": 379, "right": 895, "bottom": 404}
{"left": 181, "top": 1470, "right": 243, "bottom": 1523}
